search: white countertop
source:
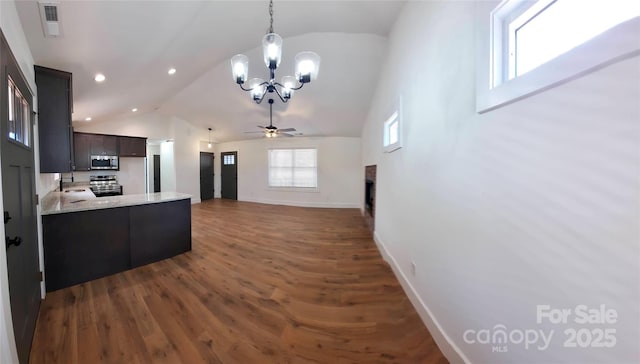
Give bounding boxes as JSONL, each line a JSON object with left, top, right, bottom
{"left": 41, "top": 188, "right": 192, "bottom": 215}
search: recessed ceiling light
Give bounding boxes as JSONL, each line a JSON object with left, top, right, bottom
{"left": 94, "top": 73, "right": 106, "bottom": 82}
{"left": 168, "top": 68, "right": 177, "bottom": 75}
{"left": 131, "top": 108, "right": 138, "bottom": 112}
{"left": 85, "top": 117, "right": 92, "bottom": 121}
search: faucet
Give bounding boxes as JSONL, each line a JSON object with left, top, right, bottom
{"left": 59, "top": 172, "right": 75, "bottom": 192}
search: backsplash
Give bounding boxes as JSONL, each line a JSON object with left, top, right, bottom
{"left": 59, "top": 157, "right": 146, "bottom": 195}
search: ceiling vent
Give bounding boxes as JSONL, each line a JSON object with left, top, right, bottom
{"left": 38, "top": 2, "right": 62, "bottom": 38}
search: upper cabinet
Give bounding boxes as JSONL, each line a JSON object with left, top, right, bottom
{"left": 118, "top": 136, "right": 147, "bottom": 157}
{"left": 73, "top": 132, "right": 147, "bottom": 169}
{"left": 35, "top": 66, "right": 73, "bottom": 173}
{"left": 72, "top": 132, "right": 91, "bottom": 171}
{"left": 89, "top": 134, "right": 118, "bottom": 156}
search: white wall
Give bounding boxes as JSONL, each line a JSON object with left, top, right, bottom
{"left": 214, "top": 137, "right": 361, "bottom": 208}
{"left": 160, "top": 141, "right": 176, "bottom": 193}
{"left": 75, "top": 112, "right": 171, "bottom": 140}
{"left": 170, "top": 117, "right": 201, "bottom": 203}
{"left": 0, "top": 1, "right": 34, "bottom": 362}
{"left": 362, "top": 2, "right": 639, "bottom": 363}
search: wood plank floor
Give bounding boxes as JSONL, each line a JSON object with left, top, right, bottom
{"left": 30, "top": 199, "right": 447, "bottom": 364}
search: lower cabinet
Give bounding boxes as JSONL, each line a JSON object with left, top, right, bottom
{"left": 42, "top": 199, "right": 191, "bottom": 292}
{"left": 43, "top": 208, "right": 130, "bottom": 292}
{"left": 130, "top": 200, "right": 191, "bottom": 267}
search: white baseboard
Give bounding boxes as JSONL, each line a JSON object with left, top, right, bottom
{"left": 373, "top": 232, "right": 470, "bottom": 364}
{"left": 240, "top": 197, "right": 360, "bottom": 209}
{"left": 190, "top": 198, "right": 201, "bottom": 204}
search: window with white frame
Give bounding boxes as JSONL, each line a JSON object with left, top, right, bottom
{"left": 268, "top": 148, "right": 317, "bottom": 188}
{"left": 383, "top": 96, "right": 402, "bottom": 153}
{"left": 496, "top": 0, "right": 639, "bottom": 85}
{"left": 477, "top": 0, "right": 640, "bottom": 112}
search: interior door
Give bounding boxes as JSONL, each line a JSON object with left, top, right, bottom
{"left": 200, "top": 152, "right": 214, "bottom": 201}
{"left": 153, "top": 154, "right": 161, "bottom": 193}
{"left": 1, "top": 33, "right": 41, "bottom": 364}
{"left": 221, "top": 151, "right": 237, "bottom": 200}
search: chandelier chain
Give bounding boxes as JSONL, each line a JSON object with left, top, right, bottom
{"left": 268, "top": 0, "right": 274, "bottom": 34}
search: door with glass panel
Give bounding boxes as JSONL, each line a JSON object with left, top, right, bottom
{"left": 221, "top": 151, "right": 237, "bottom": 200}
{"left": 1, "top": 32, "right": 41, "bottom": 364}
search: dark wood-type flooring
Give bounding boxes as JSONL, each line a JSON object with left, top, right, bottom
{"left": 30, "top": 199, "right": 447, "bottom": 363}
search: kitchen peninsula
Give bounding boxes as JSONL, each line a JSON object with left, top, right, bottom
{"left": 41, "top": 189, "right": 192, "bottom": 291}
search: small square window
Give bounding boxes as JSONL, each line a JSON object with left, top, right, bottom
{"left": 383, "top": 96, "right": 402, "bottom": 153}
{"left": 223, "top": 154, "right": 235, "bottom": 165}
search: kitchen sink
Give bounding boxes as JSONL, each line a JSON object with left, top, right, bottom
{"left": 64, "top": 189, "right": 86, "bottom": 193}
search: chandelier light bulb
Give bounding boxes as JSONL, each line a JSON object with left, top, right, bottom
{"left": 262, "top": 33, "right": 283, "bottom": 69}
{"left": 281, "top": 76, "right": 297, "bottom": 99}
{"left": 267, "top": 44, "right": 278, "bottom": 60}
{"left": 295, "top": 51, "right": 321, "bottom": 83}
{"left": 233, "top": 63, "right": 245, "bottom": 79}
{"left": 298, "top": 61, "right": 314, "bottom": 77}
{"left": 230, "top": 54, "right": 249, "bottom": 84}
{"left": 247, "top": 78, "right": 266, "bottom": 101}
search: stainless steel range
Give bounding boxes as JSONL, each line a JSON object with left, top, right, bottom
{"left": 89, "top": 175, "right": 123, "bottom": 197}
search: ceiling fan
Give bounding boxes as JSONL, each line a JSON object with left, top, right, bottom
{"left": 245, "top": 99, "right": 297, "bottom": 138}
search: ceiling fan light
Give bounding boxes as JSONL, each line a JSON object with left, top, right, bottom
{"left": 230, "top": 54, "right": 249, "bottom": 84}
{"left": 295, "top": 51, "right": 320, "bottom": 83}
{"left": 262, "top": 33, "right": 283, "bottom": 69}
{"left": 247, "top": 78, "right": 266, "bottom": 101}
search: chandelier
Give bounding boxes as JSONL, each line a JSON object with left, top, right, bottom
{"left": 230, "top": 0, "right": 320, "bottom": 104}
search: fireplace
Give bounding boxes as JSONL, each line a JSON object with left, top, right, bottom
{"left": 364, "top": 165, "right": 376, "bottom": 232}
{"left": 365, "top": 179, "right": 374, "bottom": 215}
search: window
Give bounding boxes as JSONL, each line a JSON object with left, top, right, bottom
{"left": 8, "top": 76, "right": 31, "bottom": 147}
{"left": 504, "top": 0, "right": 639, "bottom": 82}
{"left": 476, "top": 0, "right": 640, "bottom": 112}
{"left": 383, "top": 96, "right": 402, "bottom": 153}
{"left": 268, "top": 148, "right": 317, "bottom": 188}
{"left": 223, "top": 154, "right": 235, "bottom": 165}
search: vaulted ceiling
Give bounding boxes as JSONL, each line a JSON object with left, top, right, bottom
{"left": 16, "top": 1, "right": 404, "bottom": 142}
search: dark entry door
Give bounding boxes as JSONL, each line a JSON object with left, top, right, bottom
{"left": 221, "top": 151, "right": 237, "bottom": 200}
{"left": 200, "top": 152, "right": 214, "bottom": 201}
{"left": 1, "top": 33, "right": 41, "bottom": 364}
{"left": 153, "top": 154, "right": 161, "bottom": 193}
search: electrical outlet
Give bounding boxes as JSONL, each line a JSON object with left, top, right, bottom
{"left": 410, "top": 261, "right": 416, "bottom": 276}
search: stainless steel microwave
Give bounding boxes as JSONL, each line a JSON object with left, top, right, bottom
{"left": 90, "top": 155, "right": 119, "bottom": 170}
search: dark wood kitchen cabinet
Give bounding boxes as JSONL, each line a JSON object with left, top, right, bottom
{"left": 90, "top": 134, "right": 118, "bottom": 155}
{"left": 35, "top": 66, "right": 73, "bottom": 172}
{"left": 72, "top": 132, "right": 91, "bottom": 171}
{"left": 118, "top": 136, "right": 147, "bottom": 157}
{"left": 42, "top": 208, "right": 131, "bottom": 292}
{"left": 42, "top": 198, "right": 191, "bottom": 292}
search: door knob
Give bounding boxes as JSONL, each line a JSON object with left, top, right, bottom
{"left": 3, "top": 211, "right": 11, "bottom": 225}
{"left": 6, "top": 236, "right": 22, "bottom": 249}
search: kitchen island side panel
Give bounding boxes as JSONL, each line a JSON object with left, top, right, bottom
{"left": 129, "top": 199, "right": 191, "bottom": 268}
{"left": 42, "top": 207, "right": 131, "bottom": 292}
